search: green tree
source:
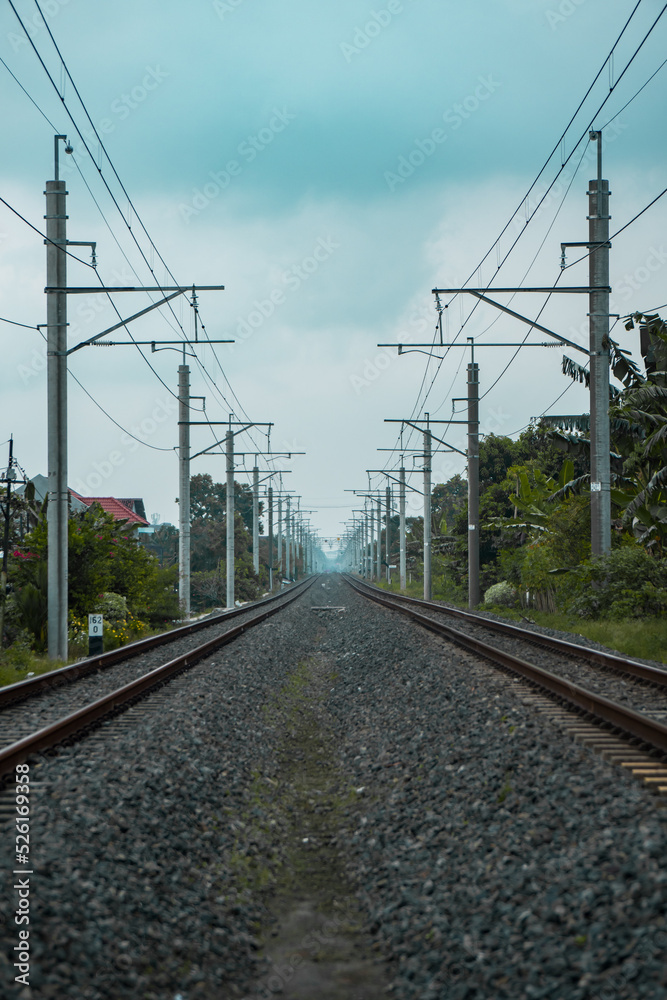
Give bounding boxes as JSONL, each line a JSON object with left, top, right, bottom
{"left": 11, "top": 504, "right": 179, "bottom": 649}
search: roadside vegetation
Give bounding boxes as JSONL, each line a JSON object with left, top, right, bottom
{"left": 376, "top": 312, "right": 667, "bottom": 664}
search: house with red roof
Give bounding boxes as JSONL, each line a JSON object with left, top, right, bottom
{"left": 70, "top": 493, "right": 149, "bottom": 526}
{"left": 16, "top": 477, "right": 150, "bottom": 527}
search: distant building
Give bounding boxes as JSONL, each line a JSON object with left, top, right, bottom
{"left": 70, "top": 493, "right": 149, "bottom": 527}
{"left": 15, "top": 476, "right": 149, "bottom": 527}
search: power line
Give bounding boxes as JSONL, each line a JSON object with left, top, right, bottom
{"left": 0, "top": 53, "right": 58, "bottom": 131}
{"left": 0, "top": 316, "right": 39, "bottom": 331}
{"left": 7, "top": 1, "right": 261, "bottom": 460}
{"left": 23, "top": 0, "right": 265, "bottom": 457}
{"left": 0, "top": 193, "right": 94, "bottom": 268}
{"left": 563, "top": 184, "right": 667, "bottom": 271}
{"left": 393, "top": 1, "right": 666, "bottom": 473}
{"left": 599, "top": 54, "right": 667, "bottom": 130}
{"left": 30, "top": 327, "right": 176, "bottom": 452}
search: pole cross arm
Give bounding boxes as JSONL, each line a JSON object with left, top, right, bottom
{"left": 468, "top": 292, "right": 589, "bottom": 357}
{"left": 431, "top": 286, "right": 608, "bottom": 294}
{"left": 47, "top": 285, "right": 226, "bottom": 293}
{"left": 90, "top": 339, "right": 233, "bottom": 349}
{"left": 366, "top": 471, "right": 424, "bottom": 495}
{"left": 384, "top": 419, "right": 468, "bottom": 456}
{"left": 66, "top": 290, "right": 192, "bottom": 355}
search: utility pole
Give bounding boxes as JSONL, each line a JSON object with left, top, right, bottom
{"left": 367, "top": 463, "right": 422, "bottom": 594}
{"left": 46, "top": 136, "right": 69, "bottom": 660}
{"left": 285, "top": 496, "right": 291, "bottom": 580}
{"left": 368, "top": 502, "right": 374, "bottom": 580}
{"left": 467, "top": 360, "right": 480, "bottom": 606}
{"left": 268, "top": 485, "right": 274, "bottom": 590}
{"left": 0, "top": 438, "right": 18, "bottom": 648}
{"left": 430, "top": 145, "right": 612, "bottom": 559}
{"left": 588, "top": 131, "right": 611, "bottom": 554}
{"left": 384, "top": 416, "right": 464, "bottom": 601}
{"left": 277, "top": 495, "right": 283, "bottom": 576}
{"left": 252, "top": 460, "right": 259, "bottom": 576}
{"left": 178, "top": 360, "right": 190, "bottom": 616}
{"left": 423, "top": 418, "right": 432, "bottom": 600}
{"left": 385, "top": 485, "right": 392, "bottom": 583}
{"left": 44, "top": 129, "right": 228, "bottom": 655}
{"left": 399, "top": 463, "right": 406, "bottom": 591}
{"left": 91, "top": 291, "right": 229, "bottom": 622}
{"left": 376, "top": 493, "right": 382, "bottom": 579}
{"left": 226, "top": 428, "right": 235, "bottom": 608}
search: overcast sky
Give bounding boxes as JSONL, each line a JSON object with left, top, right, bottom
{"left": 1, "top": 0, "right": 666, "bottom": 552}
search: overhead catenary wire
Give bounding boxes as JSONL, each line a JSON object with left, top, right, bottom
{"left": 27, "top": 0, "right": 262, "bottom": 447}
{"left": 28, "top": 327, "right": 175, "bottom": 452}
{"left": 0, "top": 193, "right": 95, "bottom": 269}
{"left": 8, "top": 0, "right": 267, "bottom": 463}
{"left": 388, "top": 0, "right": 666, "bottom": 476}
{"left": 0, "top": 316, "right": 39, "bottom": 331}
{"left": 563, "top": 184, "right": 667, "bottom": 270}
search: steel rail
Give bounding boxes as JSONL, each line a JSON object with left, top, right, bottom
{"left": 346, "top": 577, "right": 667, "bottom": 687}
{"left": 343, "top": 575, "right": 667, "bottom": 755}
{"left": 0, "top": 577, "right": 316, "bottom": 777}
{"left": 0, "top": 578, "right": 313, "bottom": 709}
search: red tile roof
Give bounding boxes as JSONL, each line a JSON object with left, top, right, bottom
{"left": 73, "top": 495, "right": 149, "bottom": 526}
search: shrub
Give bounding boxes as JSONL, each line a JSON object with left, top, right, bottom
{"left": 484, "top": 581, "right": 518, "bottom": 608}
{"left": 566, "top": 547, "right": 667, "bottom": 619}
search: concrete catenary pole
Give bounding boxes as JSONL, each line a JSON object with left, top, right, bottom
{"left": 225, "top": 428, "right": 235, "bottom": 608}
{"left": 285, "top": 497, "right": 291, "bottom": 580}
{"left": 178, "top": 360, "right": 191, "bottom": 617}
{"left": 385, "top": 485, "right": 391, "bottom": 583}
{"left": 467, "top": 361, "right": 480, "bottom": 608}
{"left": 376, "top": 493, "right": 382, "bottom": 579}
{"left": 277, "top": 495, "right": 283, "bottom": 577}
{"left": 252, "top": 460, "right": 260, "bottom": 576}
{"left": 588, "top": 131, "right": 611, "bottom": 555}
{"left": 368, "top": 503, "right": 374, "bottom": 580}
{"left": 399, "top": 463, "right": 406, "bottom": 591}
{"left": 423, "top": 418, "right": 432, "bottom": 601}
{"left": 46, "top": 136, "right": 69, "bottom": 660}
{"left": 268, "top": 485, "right": 274, "bottom": 591}
{"left": 0, "top": 438, "right": 14, "bottom": 649}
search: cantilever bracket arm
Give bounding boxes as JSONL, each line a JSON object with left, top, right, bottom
{"left": 66, "top": 290, "right": 185, "bottom": 355}
{"left": 366, "top": 470, "right": 424, "bottom": 495}
{"left": 469, "top": 292, "right": 589, "bottom": 356}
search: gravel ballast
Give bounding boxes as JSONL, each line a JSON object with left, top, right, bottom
{"left": 1, "top": 574, "right": 665, "bottom": 999}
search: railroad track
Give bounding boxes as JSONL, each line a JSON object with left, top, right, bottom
{"left": 344, "top": 574, "right": 667, "bottom": 794}
{"left": 0, "top": 576, "right": 316, "bottom": 780}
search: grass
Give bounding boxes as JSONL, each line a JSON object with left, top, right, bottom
{"left": 0, "top": 650, "right": 68, "bottom": 688}
{"left": 501, "top": 610, "right": 667, "bottom": 665}
{"left": 371, "top": 576, "right": 667, "bottom": 665}
{"left": 0, "top": 618, "right": 183, "bottom": 689}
